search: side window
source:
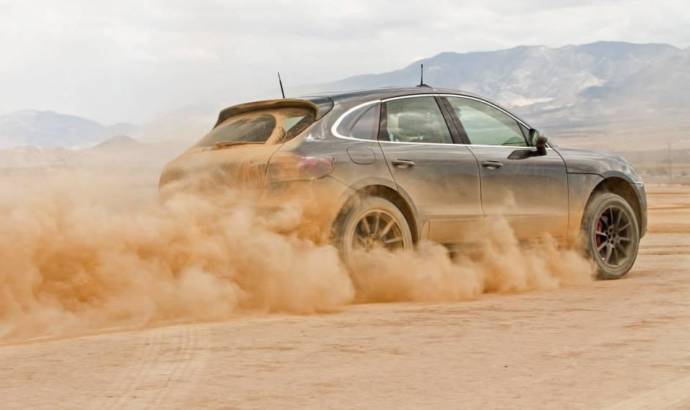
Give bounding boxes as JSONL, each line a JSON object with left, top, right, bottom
{"left": 446, "top": 98, "right": 526, "bottom": 147}
{"left": 335, "top": 103, "right": 380, "bottom": 140}
{"left": 383, "top": 97, "right": 453, "bottom": 144}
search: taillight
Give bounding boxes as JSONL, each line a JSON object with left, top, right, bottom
{"left": 267, "top": 152, "right": 334, "bottom": 182}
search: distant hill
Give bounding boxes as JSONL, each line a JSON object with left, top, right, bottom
{"left": 0, "top": 135, "right": 183, "bottom": 171}
{"left": 313, "top": 41, "right": 689, "bottom": 131}
{"left": 90, "top": 135, "right": 143, "bottom": 151}
{"left": 0, "top": 110, "right": 140, "bottom": 149}
{"left": 577, "top": 47, "right": 690, "bottom": 113}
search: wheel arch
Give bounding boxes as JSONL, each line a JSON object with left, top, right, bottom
{"left": 586, "top": 175, "right": 644, "bottom": 234}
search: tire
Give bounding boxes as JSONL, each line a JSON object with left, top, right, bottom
{"left": 334, "top": 196, "right": 414, "bottom": 268}
{"left": 581, "top": 192, "right": 640, "bottom": 280}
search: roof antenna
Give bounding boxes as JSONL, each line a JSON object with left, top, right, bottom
{"left": 277, "top": 72, "right": 286, "bottom": 99}
{"left": 418, "top": 64, "right": 428, "bottom": 87}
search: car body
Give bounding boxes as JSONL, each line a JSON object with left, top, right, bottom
{"left": 161, "top": 87, "right": 647, "bottom": 278}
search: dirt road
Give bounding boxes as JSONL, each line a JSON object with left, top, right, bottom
{"left": 1, "top": 185, "right": 689, "bottom": 409}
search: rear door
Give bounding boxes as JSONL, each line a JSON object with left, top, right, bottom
{"left": 377, "top": 95, "right": 482, "bottom": 243}
{"left": 442, "top": 96, "right": 569, "bottom": 241}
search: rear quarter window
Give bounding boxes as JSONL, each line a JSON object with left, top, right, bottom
{"left": 335, "top": 103, "right": 380, "bottom": 140}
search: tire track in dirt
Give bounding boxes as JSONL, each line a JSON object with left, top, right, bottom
{"left": 91, "top": 323, "right": 209, "bottom": 410}
{"left": 147, "top": 323, "right": 209, "bottom": 409}
{"left": 108, "top": 325, "right": 198, "bottom": 409}
{"left": 69, "top": 323, "right": 202, "bottom": 410}
{"left": 99, "top": 327, "right": 167, "bottom": 410}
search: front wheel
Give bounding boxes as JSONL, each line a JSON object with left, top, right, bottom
{"left": 581, "top": 192, "right": 640, "bottom": 280}
{"left": 334, "top": 196, "right": 414, "bottom": 268}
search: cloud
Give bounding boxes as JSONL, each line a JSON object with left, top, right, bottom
{"left": 0, "top": 0, "right": 688, "bottom": 124}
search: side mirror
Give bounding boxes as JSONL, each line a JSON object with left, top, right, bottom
{"left": 535, "top": 136, "right": 548, "bottom": 156}
{"left": 529, "top": 128, "right": 548, "bottom": 156}
{"left": 508, "top": 130, "right": 548, "bottom": 160}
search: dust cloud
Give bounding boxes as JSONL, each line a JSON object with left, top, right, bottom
{"left": 351, "top": 218, "right": 592, "bottom": 303}
{"left": 0, "top": 166, "right": 593, "bottom": 342}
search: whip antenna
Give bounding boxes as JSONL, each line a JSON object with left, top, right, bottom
{"left": 418, "top": 64, "right": 429, "bottom": 87}
{"left": 278, "top": 72, "right": 286, "bottom": 99}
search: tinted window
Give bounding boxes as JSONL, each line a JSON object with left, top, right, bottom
{"left": 336, "top": 103, "right": 380, "bottom": 140}
{"left": 383, "top": 97, "right": 452, "bottom": 144}
{"left": 197, "top": 107, "right": 314, "bottom": 147}
{"left": 446, "top": 98, "right": 526, "bottom": 146}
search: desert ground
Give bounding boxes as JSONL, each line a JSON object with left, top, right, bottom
{"left": 0, "top": 184, "right": 687, "bottom": 409}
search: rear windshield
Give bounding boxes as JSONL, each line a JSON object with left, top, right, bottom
{"left": 197, "top": 107, "right": 314, "bottom": 147}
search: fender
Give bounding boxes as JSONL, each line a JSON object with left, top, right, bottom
{"left": 597, "top": 170, "right": 647, "bottom": 236}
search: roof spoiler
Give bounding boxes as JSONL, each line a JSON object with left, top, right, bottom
{"left": 214, "top": 99, "right": 319, "bottom": 128}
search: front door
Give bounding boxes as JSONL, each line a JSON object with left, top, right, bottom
{"left": 377, "top": 95, "right": 483, "bottom": 243}
{"left": 443, "top": 96, "right": 569, "bottom": 242}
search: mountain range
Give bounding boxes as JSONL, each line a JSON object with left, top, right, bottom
{"left": 1, "top": 41, "right": 688, "bottom": 149}
{"left": 0, "top": 110, "right": 139, "bottom": 149}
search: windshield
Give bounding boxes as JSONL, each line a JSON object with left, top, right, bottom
{"left": 197, "top": 107, "right": 314, "bottom": 147}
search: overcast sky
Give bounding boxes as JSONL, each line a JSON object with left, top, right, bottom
{"left": 1, "top": 0, "right": 688, "bottom": 124}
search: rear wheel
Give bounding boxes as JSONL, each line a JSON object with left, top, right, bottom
{"left": 334, "top": 196, "right": 413, "bottom": 267}
{"left": 581, "top": 192, "right": 640, "bottom": 279}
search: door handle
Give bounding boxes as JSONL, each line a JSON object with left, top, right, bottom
{"left": 481, "top": 160, "right": 503, "bottom": 170}
{"left": 392, "top": 159, "right": 416, "bottom": 168}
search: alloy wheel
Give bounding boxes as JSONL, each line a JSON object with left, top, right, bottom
{"left": 593, "top": 205, "right": 634, "bottom": 267}
{"left": 352, "top": 210, "right": 404, "bottom": 251}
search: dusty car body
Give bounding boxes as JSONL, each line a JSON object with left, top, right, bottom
{"left": 161, "top": 87, "right": 647, "bottom": 279}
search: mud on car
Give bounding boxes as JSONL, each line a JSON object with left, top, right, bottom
{"left": 160, "top": 87, "right": 647, "bottom": 279}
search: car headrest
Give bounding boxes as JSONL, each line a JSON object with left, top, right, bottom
{"left": 395, "top": 112, "right": 429, "bottom": 137}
